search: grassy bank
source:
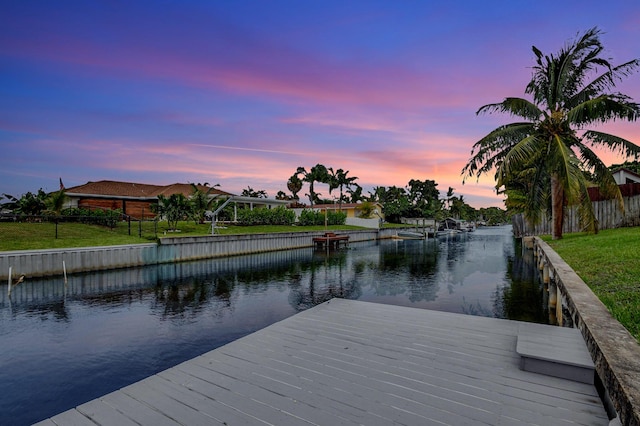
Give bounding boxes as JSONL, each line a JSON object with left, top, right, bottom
{"left": 543, "top": 227, "right": 640, "bottom": 341}
{"left": 0, "top": 221, "right": 370, "bottom": 251}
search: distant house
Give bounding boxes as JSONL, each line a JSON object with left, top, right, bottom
{"left": 64, "top": 180, "right": 292, "bottom": 221}
{"left": 612, "top": 168, "right": 640, "bottom": 185}
{"left": 312, "top": 202, "right": 385, "bottom": 220}
{"left": 587, "top": 169, "right": 640, "bottom": 201}
{"left": 298, "top": 202, "right": 385, "bottom": 229}
{"left": 65, "top": 180, "right": 233, "bottom": 219}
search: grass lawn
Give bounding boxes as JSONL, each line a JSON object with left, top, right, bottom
{"left": 543, "top": 227, "right": 640, "bottom": 341}
{"left": 0, "top": 221, "right": 378, "bottom": 251}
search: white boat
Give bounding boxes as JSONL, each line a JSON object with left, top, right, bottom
{"left": 436, "top": 218, "right": 464, "bottom": 237}
{"left": 394, "top": 230, "right": 426, "bottom": 240}
{"left": 436, "top": 228, "right": 461, "bottom": 237}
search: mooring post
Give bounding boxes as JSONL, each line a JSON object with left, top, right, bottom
{"left": 556, "top": 286, "right": 563, "bottom": 325}
{"left": 7, "top": 266, "right": 12, "bottom": 297}
{"left": 549, "top": 281, "right": 557, "bottom": 310}
{"left": 63, "top": 260, "right": 68, "bottom": 285}
{"left": 543, "top": 264, "right": 550, "bottom": 284}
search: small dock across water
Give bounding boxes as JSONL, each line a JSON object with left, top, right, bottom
{"left": 36, "top": 299, "right": 608, "bottom": 425}
{"left": 312, "top": 232, "right": 349, "bottom": 250}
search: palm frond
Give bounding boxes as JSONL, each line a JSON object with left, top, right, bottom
{"left": 582, "top": 130, "right": 640, "bottom": 158}
{"left": 567, "top": 95, "right": 640, "bottom": 126}
{"left": 575, "top": 142, "right": 625, "bottom": 210}
{"left": 496, "top": 134, "right": 543, "bottom": 182}
{"left": 476, "top": 98, "right": 542, "bottom": 121}
{"left": 569, "top": 60, "right": 640, "bottom": 109}
{"left": 574, "top": 176, "right": 598, "bottom": 233}
{"left": 462, "top": 122, "right": 535, "bottom": 181}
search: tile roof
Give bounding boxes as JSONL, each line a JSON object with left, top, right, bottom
{"left": 65, "top": 180, "right": 233, "bottom": 198}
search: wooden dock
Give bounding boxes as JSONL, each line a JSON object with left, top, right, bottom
{"left": 36, "top": 299, "right": 608, "bottom": 425}
{"left": 312, "top": 232, "right": 349, "bottom": 250}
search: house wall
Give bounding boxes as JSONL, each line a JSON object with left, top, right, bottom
{"left": 76, "top": 198, "right": 155, "bottom": 219}
{"left": 613, "top": 170, "right": 640, "bottom": 185}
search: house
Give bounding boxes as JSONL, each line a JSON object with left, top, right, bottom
{"left": 64, "top": 180, "right": 291, "bottom": 221}
{"left": 215, "top": 195, "right": 291, "bottom": 223}
{"left": 312, "top": 202, "right": 384, "bottom": 220}
{"left": 587, "top": 169, "right": 640, "bottom": 201}
{"left": 298, "top": 202, "right": 385, "bottom": 229}
{"left": 612, "top": 168, "right": 640, "bottom": 185}
{"left": 64, "top": 180, "right": 233, "bottom": 219}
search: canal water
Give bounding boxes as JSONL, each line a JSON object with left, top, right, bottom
{"left": 0, "top": 225, "right": 547, "bottom": 425}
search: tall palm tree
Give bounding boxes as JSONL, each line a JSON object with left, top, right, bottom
{"left": 328, "top": 168, "right": 358, "bottom": 210}
{"left": 297, "top": 164, "right": 329, "bottom": 207}
{"left": 286, "top": 173, "right": 303, "bottom": 201}
{"left": 463, "top": 27, "right": 640, "bottom": 239}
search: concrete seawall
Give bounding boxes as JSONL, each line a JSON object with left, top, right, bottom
{"left": 1, "top": 229, "right": 396, "bottom": 280}
{"left": 533, "top": 237, "right": 640, "bottom": 426}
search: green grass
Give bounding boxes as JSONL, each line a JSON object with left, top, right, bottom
{"left": 0, "top": 221, "right": 371, "bottom": 251}
{"left": 543, "top": 227, "right": 640, "bottom": 341}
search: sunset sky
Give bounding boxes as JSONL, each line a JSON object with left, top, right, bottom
{"left": 1, "top": 1, "right": 639, "bottom": 208}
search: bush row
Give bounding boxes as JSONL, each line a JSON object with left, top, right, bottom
{"left": 234, "top": 207, "right": 348, "bottom": 226}
{"left": 236, "top": 206, "right": 296, "bottom": 226}
{"left": 297, "top": 209, "right": 347, "bottom": 226}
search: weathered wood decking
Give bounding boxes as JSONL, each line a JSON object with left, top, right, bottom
{"left": 36, "top": 299, "right": 608, "bottom": 425}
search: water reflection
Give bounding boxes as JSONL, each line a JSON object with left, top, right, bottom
{"left": 0, "top": 225, "right": 545, "bottom": 425}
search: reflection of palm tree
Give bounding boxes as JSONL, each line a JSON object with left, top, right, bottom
{"left": 493, "top": 246, "right": 547, "bottom": 322}
{"left": 287, "top": 251, "right": 361, "bottom": 311}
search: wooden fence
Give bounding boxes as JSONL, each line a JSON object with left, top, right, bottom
{"left": 513, "top": 187, "right": 640, "bottom": 237}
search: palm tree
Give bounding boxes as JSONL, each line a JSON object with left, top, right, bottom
{"left": 328, "top": 168, "right": 358, "bottom": 210}
{"left": 46, "top": 189, "right": 67, "bottom": 215}
{"left": 463, "top": 27, "right": 640, "bottom": 239}
{"left": 241, "top": 186, "right": 268, "bottom": 198}
{"left": 297, "top": 164, "right": 329, "bottom": 207}
{"left": 286, "top": 173, "right": 303, "bottom": 201}
{"left": 346, "top": 183, "right": 363, "bottom": 202}
{"left": 155, "top": 193, "right": 191, "bottom": 231}
{"left": 445, "top": 187, "right": 455, "bottom": 211}
{"left": 190, "top": 183, "right": 220, "bottom": 224}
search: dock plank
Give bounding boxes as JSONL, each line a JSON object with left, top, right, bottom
{"left": 39, "top": 299, "right": 609, "bottom": 425}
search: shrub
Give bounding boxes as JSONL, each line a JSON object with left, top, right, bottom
{"left": 236, "top": 206, "right": 296, "bottom": 226}
{"left": 297, "top": 209, "right": 346, "bottom": 226}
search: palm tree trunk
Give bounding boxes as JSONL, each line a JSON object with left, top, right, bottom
{"left": 308, "top": 182, "right": 315, "bottom": 207}
{"left": 551, "top": 173, "right": 564, "bottom": 239}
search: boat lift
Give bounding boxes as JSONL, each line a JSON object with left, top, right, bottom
{"left": 208, "top": 197, "right": 234, "bottom": 235}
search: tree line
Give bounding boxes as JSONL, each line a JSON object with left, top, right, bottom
{"left": 1, "top": 173, "right": 510, "bottom": 227}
